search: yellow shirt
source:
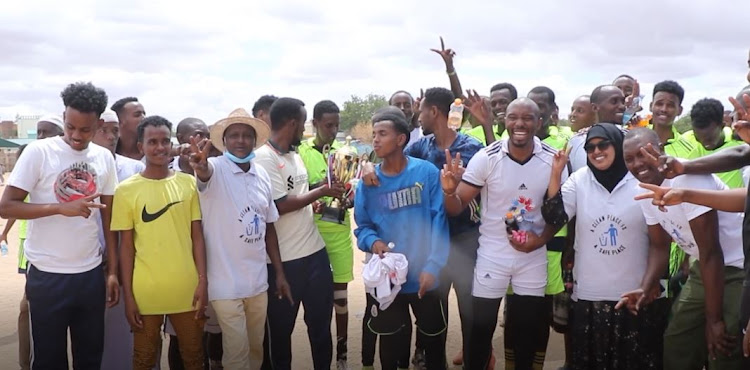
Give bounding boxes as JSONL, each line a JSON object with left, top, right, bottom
{"left": 111, "top": 172, "right": 202, "bottom": 315}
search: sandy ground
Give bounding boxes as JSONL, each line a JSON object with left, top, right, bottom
{"left": 0, "top": 181, "right": 565, "bottom": 369}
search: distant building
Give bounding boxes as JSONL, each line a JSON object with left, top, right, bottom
{"left": 16, "top": 114, "right": 42, "bottom": 139}
{"left": 0, "top": 120, "right": 17, "bottom": 139}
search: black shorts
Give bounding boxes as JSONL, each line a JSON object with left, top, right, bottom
{"left": 366, "top": 290, "right": 447, "bottom": 337}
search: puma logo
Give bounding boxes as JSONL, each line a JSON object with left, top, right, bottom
{"left": 141, "top": 201, "right": 182, "bottom": 223}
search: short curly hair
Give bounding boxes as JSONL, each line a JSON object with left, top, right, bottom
{"left": 137, "top": 115, "right": 173, "bottom": 143}
{"left": 690, "top": 98, "right": 724, "bottom": 129}
{"left": 60, "top": 82, "right": 108, "bottom": 115}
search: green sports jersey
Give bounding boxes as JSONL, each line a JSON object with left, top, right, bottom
{"left": 298, "top": 138, "right": 354, "bottom": 253}
{"left": 646, "top": 123, "right": 695, "bottom": 159}
{"left": 684, "top": 127, "right": 745, "bottom": 189}
{"left": 464, "top": 124, "right": 505, "bottom": 145}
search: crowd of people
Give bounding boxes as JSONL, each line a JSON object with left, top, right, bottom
{"left": 1, "top": 42, "right": 750, "bottom": 370}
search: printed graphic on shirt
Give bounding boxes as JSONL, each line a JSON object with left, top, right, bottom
{"left": 508, "top": 196, "right": 534, "bottom": 226}
{"left": 142, "top": 201, "right": 182, "bottom": 223}
{"left": 379, "top": 183, "right": 423, "bottom": 211}
{"left": 286, "top": 173, "right": 307, "bottom": 192}
{"left": 54, "top": 162, "right": 98, "bottom": 202}
{"left": 590, "top": 215, "right": 628, "bottom": 255}
{"left": 660, "top": 219, "right": 697, "bottom": 253}
{"left": 238, "top": 205, "right": 265, "bottom": 244}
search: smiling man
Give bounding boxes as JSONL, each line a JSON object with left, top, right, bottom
{"left": 442, "top": 98, "right": 565, "bottom": 369}
{"left": 0, "top": 82, "right": 118, "bottom": 369}
{"left": 648, "top": 81, "right": 695, "bottom": 159}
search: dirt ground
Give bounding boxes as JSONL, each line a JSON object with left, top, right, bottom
{"left": 0, "top": 180, "right": 565, "bottom": 369}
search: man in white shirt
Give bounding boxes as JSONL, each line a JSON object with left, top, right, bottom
{"left": 254, "top": 97, "right": 344, "bottom": 370}
{"left": 0, "top": 82, "right": 119, "bottom": 369}
{"left": 441, "top": 98, "right": 565, "bottom": 369}
{"left": 189, "top": 108, "right": 292, "bottom": 369}
{"left": 111, "top": 97, "right": 146, "bottom": 161}
{"left": 569, "top": 85, "right": 628, "bottom": 171}
{"left": 621, "top": 128, "right": 744, "bottom": 369}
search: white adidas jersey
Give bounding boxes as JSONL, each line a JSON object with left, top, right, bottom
{"left": 463, "top": 137, "right": 567, "bottom": 262}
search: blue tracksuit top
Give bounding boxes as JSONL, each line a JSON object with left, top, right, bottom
{"left": 354, "top": 156, "right": 450, "bottom": 294}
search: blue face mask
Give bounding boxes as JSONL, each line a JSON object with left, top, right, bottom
{"left": 223, "top": 150, "right": 255, "bottom": 164}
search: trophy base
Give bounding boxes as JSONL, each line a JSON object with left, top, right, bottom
{"left": 320, "top": 206, "right": 345, "bottom": 224}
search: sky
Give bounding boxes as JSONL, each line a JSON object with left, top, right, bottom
{"left": 1, "top": 0, "right": 749, "bottom": 125}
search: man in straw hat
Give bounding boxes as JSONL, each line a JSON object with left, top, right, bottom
{"left": 187, "top": 108, "right": 292, "bottom": 369}
{"left": 254, "top": 97, "right": 344, "bottom": 370}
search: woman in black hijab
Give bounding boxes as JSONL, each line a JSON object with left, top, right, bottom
{"left": 543, "top": 123, "right": 667, "bottom": 370}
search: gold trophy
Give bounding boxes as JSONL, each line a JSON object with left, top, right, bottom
{"left": 321, "top": 136, "right": 363, "bottom": 224}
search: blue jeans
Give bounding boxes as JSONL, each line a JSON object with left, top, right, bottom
{"left": 262, "top": 249, "right": 334, "bottom": 370}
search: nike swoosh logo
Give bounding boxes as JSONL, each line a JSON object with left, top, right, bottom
{"left": 141, "top": 201, "right": 182, "bottom": 223}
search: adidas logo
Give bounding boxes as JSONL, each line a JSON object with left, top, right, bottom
{"left": 518, "top": 183, "right": 528, "bottom": 190}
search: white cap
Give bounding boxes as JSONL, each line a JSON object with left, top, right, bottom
{"left": 100, "top": 109, "right": 119, "bottom": 123}
{"left": 37, "top": 114, "right": 64, "bottom": 129}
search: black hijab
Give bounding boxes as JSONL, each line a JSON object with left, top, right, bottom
{"left": 586, "top": 123, "right": 628, "bottom": 193}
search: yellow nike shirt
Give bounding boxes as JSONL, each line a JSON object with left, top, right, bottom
{"left": 111, "top": 172, "right": 202, "bottom": 315}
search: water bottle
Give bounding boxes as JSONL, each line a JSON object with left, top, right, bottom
{"left": 448, "top": 98, "right": 464, "bottom": 131}
{"left": 0, "top": 241, "right": 8, "bottom": 256}
{"left": 504, "top": 212, "right": 520, "bottom": 235}
{"left": 622, "top": 95, "right": 643, "bottom": 125}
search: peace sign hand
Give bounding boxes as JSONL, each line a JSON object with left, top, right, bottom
{"left": 188, "top": 136, "right": 212, "bottom": 173}
{"left": 414, "top": 88, "right": 425, "bottom": 118}
{"left": 464, "top": 89, "right": 491, "bottom": 127}
{"left": 639, "top": 143, "right": 683, "bottom": 179}
{"left": 440, "top": 149, "right": 464, "bottom": 195}
{"left": 551, "top": 147, "right": 569, "bottom": 177}
{"left": 624, "top": 79, "right": 642, "bottom": 110}
{"left": 429, "top": 36, "right": 456, "bottom": 71}
{"left": 729, "top": 94, "right": 750, "bottom": 144}
{"left": 634, "top": 183, "right": 685, "bottom": 212}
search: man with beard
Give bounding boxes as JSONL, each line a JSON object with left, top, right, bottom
{"left": 255, "top": 97, "right": 343, "bottom": 370}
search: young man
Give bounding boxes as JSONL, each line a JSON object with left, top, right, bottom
{"left": 0, "top": 113, "right": 65, "bottom": 370}
{"left": 93, "top": 109, "right": 147, "bottom": 370}
{"left": 172, "top": 118, "right": 209, "bottom": 175}
{"left": 111, "top": 116, "right": 208, "bottom": 370}
{"left": 190, "top": 108, "right": 292, "bottom": 369}
{"left": 252, "top": 95, "right": 278, "bottom": 127}
{"left": 255, "top": 97, "right": 342, "bottom": 370}
{"left": 389, "top": 90, "right": 424, "bottom": 147}
{"left": 620, "top": 128, "right": 744, "bottom": 369}
{"left": 646, "top": 89, "right": 750, "bottom": 368}
{"left": 298, "top": 100, "right": 354, "bottom": 370}
{"left": 566, "top": 95, "right": 597, "bottom": 171}
{"left": 465, "top": 83, "right": 518, "bottom": 145}
{"left": 112, "top": 97, "right": 146, "bottom": 160}
{"left": 568, "top": 85, "right": 628, "bottom": 171}
{"left": 354, "top": 107, "right": 449, "bottom": 370}
{"left": 528, "top": 86, "right": 569, "bottom": 146}
{"left": 441, "top": 98, "right": 565, "bottom": 369}
{"left": 405, "top": 87, "right": 483, "bottom": 366}
{"left": 684, "top": 98, "right": 746, "bottom": 189}
{"left": 648, "top": 81, "right": 694, "bottom": 158}
{"left": 0, "top": 82, "right": 119, "bottom": 369}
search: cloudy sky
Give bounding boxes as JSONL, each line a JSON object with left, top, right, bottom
{"left": 1, "top": 0, "right": 749, "bottom": 125}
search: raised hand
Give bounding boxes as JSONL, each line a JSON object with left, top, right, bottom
{"left": 58, "top": 193, "right": 105, "bottom": 218}
{"left": 640, "top": 143, "right": 683, "bottom": 179}
{"left": 625, "top": 79, "right": 641, "bottom": 109}
{"left": 634, "top": 183, "right": 685, "bottom": 212}
{"left": 430, "top": 36, "right": 457, "bottom": 71}
{"left": 414, "top": 88, "right": 425, "bottom": 118}
{"left": 552, "top": 148, "right": 569, "bottom": 176}
{"left": 464, "top": 89, "right": 491, "bottom": 127}
{"left": 729, "top": 94, "right": 750, "bottom": 144}
{"left": 440, "top": 149, "right": 464, "bottom": 195}
{"left": 188, "top": 136, "right": 212, "bottom": 172}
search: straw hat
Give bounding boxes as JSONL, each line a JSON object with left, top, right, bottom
{"left": 210, "top": 108, "right": 270, "bottom": 152}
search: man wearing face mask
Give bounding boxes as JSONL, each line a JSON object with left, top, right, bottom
{"left": 255, "top": 98, "right": 343, "bottom": 370}
{"left": 189, "top": 108, "right": 292, "bottom": 370}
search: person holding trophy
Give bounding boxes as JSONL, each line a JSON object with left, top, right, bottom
{"left": 299, "top": 100, "right": 360, "bottom": 370}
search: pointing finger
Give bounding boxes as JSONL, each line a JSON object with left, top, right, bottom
{"left": 439, "top": 36, "right": 445, "bottom": 51}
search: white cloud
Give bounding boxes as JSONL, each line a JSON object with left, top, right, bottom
{"left": 1, "top": 0, "right": 749, "bottom": 124}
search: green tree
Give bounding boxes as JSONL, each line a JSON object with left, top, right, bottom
{"left": 339, "top": 94, "right": 388, "bottom": 132}
{"left": 674, "top": 115, "right": 692, "bottom": 134}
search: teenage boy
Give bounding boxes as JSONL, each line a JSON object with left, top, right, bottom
{"left": 0, "top": 82, "right": 118, "bottom": 369}
{"left": 354, "top": 107, "right": 450, "bottom": 370}
{"left": 112, "top": 116, "right": 208, "bottom": 370}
